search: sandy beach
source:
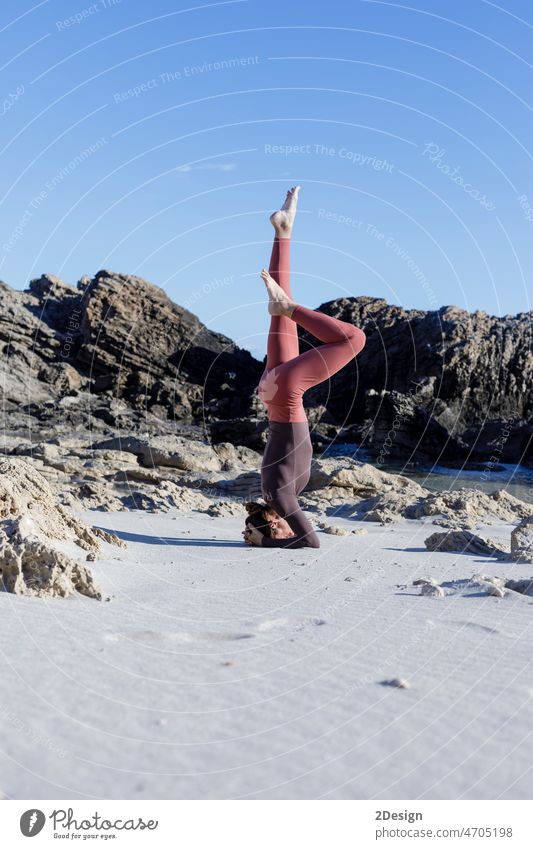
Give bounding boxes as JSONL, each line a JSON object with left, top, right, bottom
{"left": 1, "top": 508, "right": 532, "bottom": 800}
{"left": 2, "top": 1, "right": 533, "bottom": 836}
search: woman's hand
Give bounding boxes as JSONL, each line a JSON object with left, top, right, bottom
{"left": 242, "top": 525, "right": 263, "bottom": 546}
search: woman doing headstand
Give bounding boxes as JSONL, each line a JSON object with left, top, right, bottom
{"left": 243, "top": 187, "right": 367, "bottom": 549}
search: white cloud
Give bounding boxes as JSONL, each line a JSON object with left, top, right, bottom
{"left": 176, "top": 163, "right": 237, "bottom": 173}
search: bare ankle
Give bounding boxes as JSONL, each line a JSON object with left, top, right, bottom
{"left": 270, "top": 209, "right": 294, "bottom": 239}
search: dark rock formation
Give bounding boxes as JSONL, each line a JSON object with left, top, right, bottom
{"left": 74, "top": 271, "right": 260, "bottom": 420}
{"left": 0, "top": 273, "right": 531, "bottom": 466}
{"left": 0, "top": 270, "right": 262, "bottom": 438}
{"left": 300, "top": 297, "right": 532, "bottom": 466}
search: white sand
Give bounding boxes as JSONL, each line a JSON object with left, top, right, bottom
{"left": 1, "top": 509, "right": 532, "bottom": 800}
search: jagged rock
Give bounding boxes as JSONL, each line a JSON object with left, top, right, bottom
{"left": 114, "top": 468, "right": 163, "bottom": 484}
{"left": 92, "top": 435, "right": 224, "bottom": 472}
{"left": 360, "top": 490, "right": 426, "bottom": 524}
{"left": 79, "top": 450, "right": 142, "bottom": 474}
{"left": 11, "top": 442, "right": 52, "bottom": 461}
{"left": 1, "top": 270, "right": 261, "bottom": 438}
{"left": 306, "top": 457, "right": 424, "bottom": 497}
{"left": 356, "top": 486, "right": 530, "bottom": 527}
{"left": 92, "top": 527, "right": 127, "bottom": 548}
{"left": 302, "top": 459, "right": 531, "bottom": 527}
{"left": 212, "top": 442, "right": 261, "bottom": 470}
{"left": 216, "top": 471, "right": 262, "bottom": 500}
{"left": 175, "top": 470, "right": 228, "bottom": 491}
{"left": 73, "top": 481, "right": 124, "bottom": 512}
{"left": 420, "top": 583, "right": 445, "bottom": 598}
{"left": 0, "top": 459, "right": 125, "bottom": 599}
{"left": 0, "top": 283, "right": 62, "bottom": 409}
{"left": 1, "top": 270, "right": 530, "bottom": 464}
{"left": 122, "top": 482, "right": 212, "bottom": 513}
{"left": 505, "top": 577, "right": 533, "bottom": 596}
{"left": 302, "top": 458, "right": 428, "bottom": 522}
{"left": 203, "top": 500, "right": 244, "bottom": 517}
{"left": 510, "top": 516, "right": 533, "bottom": 563}
{"left": 75, "top": 270, "right": 261, "bottom": 420}
{"left": 407, "top": 488, "right": 531, "bottom": 528}
{"left": 37, "top": 362, "right": 84, "bottom": 395}
{"left": 413, "top": 573, "right": 508, "bottom": 599}
{"left": 301, "top": 297, "right": 533, "bottom": 465}
{"left": 0, "top": 458, "right": 104, "bottom": 550}
{"left": 424, "top": 530, "right": 503, "bottom": 555}
{"left": 0, "top": 515, "right": 101, "bottom": 599}
{"left": 28, "top": 273, "right": 83, "bottom": 335}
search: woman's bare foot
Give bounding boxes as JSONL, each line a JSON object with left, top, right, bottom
{"left": 269, "top": 186, "right": 300, "bottom": 238}
{"left": 260, "top": 269, "right": 296, "bottom": 317}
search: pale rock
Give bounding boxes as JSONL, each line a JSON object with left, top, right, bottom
{"left": 203, "top": 501, "right": 243, "bottom": 517}
{"left": 123, "top": 482, "right": 212, "bottom": 513}
{"left": 420, "top": 584, "right": 445, "bottom": 598}
{"left": 0, "top": 516, "right": 101, "bottom": 599}
{"left": 424, "top": 530, "right": 502, "bottom": 555}
{"left": 317, "top": 522, "right": 349, "bottom": 536}
{"left": 510, "top": 516, "right": 533, "bottom": 563}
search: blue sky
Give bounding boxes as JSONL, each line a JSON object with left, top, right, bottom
{"left": 1, "top": 0, "right": 532, "bottom": 357}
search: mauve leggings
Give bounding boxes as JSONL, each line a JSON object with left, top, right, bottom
{"left": 258, "top": 236, "right": 366, "bottom": 548}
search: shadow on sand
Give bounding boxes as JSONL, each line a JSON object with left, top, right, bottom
{"left": 93, "top": 527, "right": 245, "bottom": 548}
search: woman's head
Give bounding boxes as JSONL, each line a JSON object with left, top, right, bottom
{"left": 244, "top": 501, "right": 295, "bottom": 539}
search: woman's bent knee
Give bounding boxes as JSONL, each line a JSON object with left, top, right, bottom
{"left": 345, "top": 326, "right": 366, "bottom": 354}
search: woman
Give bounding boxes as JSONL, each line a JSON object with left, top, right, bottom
{"left": 243, "top": 187, "right": 367, "bottom": 548}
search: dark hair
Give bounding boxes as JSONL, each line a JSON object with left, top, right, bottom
{"left": 244, "top": 501, "right": 272, "bottom": 537}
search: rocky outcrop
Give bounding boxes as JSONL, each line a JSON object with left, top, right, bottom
{"left": 0, "top": 458, "right": 124, "bottom": 598}
{"left": 299, "top": 457, "right": 531, "bottom": 527}
{"left": 122, "top": 482, "right": 213, "bottom": 513}
{"left": 424, "top": 530, "right": 504, "bottom": 556}
{"left": 1, "top": 431, "right": 529, "bottom": 535}
{"left": 74, "top": 271, "right": 261, "bottom": 420}
{"left": 0, "top": 516, "right": 101, "bottom": 599}
{"left": 0, "top": 272, "right": 531, "bottom": 465}
{"left": 91, "top": 434, "right": 253, "bottom": 473}
{"left": 403, "top": 488, "right": 531, "bottom": 528}
{"left": 28, "top": 431, "right": 263, "bottom": 514}
{"left": 0, "top": 457, "right": 105, "bottom": 548}
{"left": 300, "top": 296, "right": 532, "bottom": 465}
{"left": 0, "top": 270, "right": 262, "bottom": 438}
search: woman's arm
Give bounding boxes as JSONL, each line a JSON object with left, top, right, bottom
{"left": 260, "top": 493, "right": 320, "bottom": 549}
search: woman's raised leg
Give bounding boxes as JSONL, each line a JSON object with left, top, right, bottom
{"left": 265, "top": 187, "right": 300, "bottom": 369}
{"left": 281, "top": 305, "right": 366, "bottom": 393}
{"left": 261, "top": 267, "right": 366, "bottom": 397}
